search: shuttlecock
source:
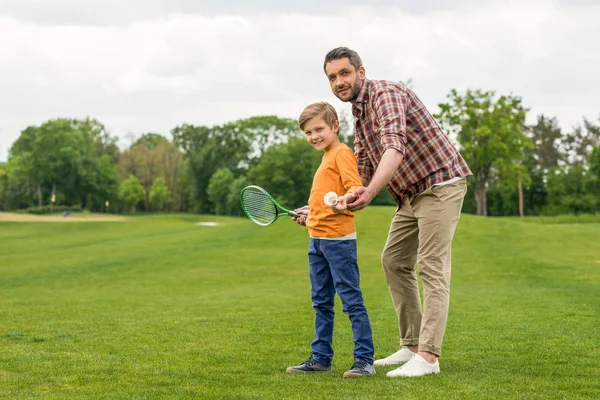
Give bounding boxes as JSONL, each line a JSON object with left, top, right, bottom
{"left": 324, "top": 192, "right": 338, "bottom": 206}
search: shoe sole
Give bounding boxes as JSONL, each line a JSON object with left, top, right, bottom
{"left": 374, "top": 360, "right": 410, "bottom": 366}
{"left": 286, "top": 368, "right": 330, "bottom": 373}
{"left": 343, "top": 372, "right": 373, "bottom": 378}
{"left": 387, "top": 370, "right": 440, "bottom": 378}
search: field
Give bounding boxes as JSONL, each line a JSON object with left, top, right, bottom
{"left": 1, "top": 210, "right": 599, "bottom": 399}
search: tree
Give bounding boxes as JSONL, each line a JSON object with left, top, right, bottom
{"left": 119, "top": 135, "right": 183, "bottom": 211}
{"left": 544, "top": 166, "right": 597, "bottom": 215}
{"left": 248, "top": 137, "right": 321, "bottom": 208}
{"left": 7, "top": 118, "right": 120, "bottom": 211}
{"left": 172, "top": 116, "right": 301, "bottom": 214}
{"left": 132, "top": 133, "right": 169, "bottom": 149}
{"left": 227, "top": 175, "right": 250, "bottom": 217}
{"left": 338, "top": 109, "right": 354, "bottom": 150}
{"left": 172, "top": 124, "right": 247, "bottom": 213}
{"left": 564, "top": 116, "right": 600, "bottom": 166}
{"left": 436, "top": 89, "right": 529, "bottom": 216}
{"left": 587, "top": 146, "right": 600, "bottom": 213}
{"left": 527, "top": 115, "right": 564, "bottom": 168}
{"left": 119, "top": 175, "right": 145, "bottom": 214}
{"left": 149, "top": 177, "right": 173, "bottom": 211}
{"left": 0, "top": 164, "right": 7, "bottom": 211}
{"left": 231, "top": 116, "right": 303, "bottom": 163}
{"left": 206, "top": 168, "right": 235, "bottom": 215}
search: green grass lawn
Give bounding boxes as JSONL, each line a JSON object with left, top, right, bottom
{"left": 1, "top": 210, "right": 599, "bottom": 399}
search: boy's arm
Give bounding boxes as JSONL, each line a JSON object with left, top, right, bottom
{"left": 333, "top": 148, "right": 363, "bottom": 210}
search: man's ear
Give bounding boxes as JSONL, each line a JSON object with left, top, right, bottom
{"left": 358, "top": 66, "right": 366, "bottom": 80}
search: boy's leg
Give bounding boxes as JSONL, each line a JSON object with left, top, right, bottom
{"left": 381, "top": 200, "right": 420, "bottom": 349}
{"left": 412, "top": 180, "right": 467, "bottom": 357}
{"left": 308, "top": 238, "right": 336, "bottom": 367}
{"left": 322, "top": 239, "right": 374, "bottom": 364}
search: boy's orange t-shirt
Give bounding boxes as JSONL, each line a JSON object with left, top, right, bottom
{"left": 307, "top": 143, "right": 362, "bottom": 238}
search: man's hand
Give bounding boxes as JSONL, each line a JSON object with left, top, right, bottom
{"left": 331, "top": 193, "right": 356, "bottom": 213}
{"left": 292, "top": 205, "right": 309, "bottom": 226}
{"left": 347, "top": 186, "right": 376, "bottom": 211}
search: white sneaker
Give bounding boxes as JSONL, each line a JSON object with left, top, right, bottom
{"left": 386, "top": 354, "right": 440, "bottom": 377}
{"left": 373, "top": 346, "right": 416, "bottom": 366}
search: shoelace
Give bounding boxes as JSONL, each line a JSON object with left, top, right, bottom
{"left": 304, "top": 357, "right": 319, "bottom": 367}
{"left": 401, "top": 356, "right": 420, "bottom": 370}
{"left": 352, "top": 360, "right": 368, "bottom": 370}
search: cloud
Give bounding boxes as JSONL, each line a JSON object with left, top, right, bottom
{"left": 1, "top": 0, "right": 599, "bottom": 161}
{"left": 0, "top": 0, "right": 502, "bottom": 26}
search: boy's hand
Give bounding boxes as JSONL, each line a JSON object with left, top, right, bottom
{"left": 292, "top": 205, "right": 309, "bottom": 226}
{"left": 331, "top": 193, "right": 356, "bottom": 213}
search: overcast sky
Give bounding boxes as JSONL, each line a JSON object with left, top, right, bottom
{"left": 1, "top": 0, "right": 599, "bottom": 161}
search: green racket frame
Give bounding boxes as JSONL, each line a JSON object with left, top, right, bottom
{"left": 240, "top": 185, "right": 303, "bottom": 226}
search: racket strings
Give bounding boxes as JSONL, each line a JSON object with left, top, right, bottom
{"left": 242, "top": 188, "right": 278, "bottom": 225}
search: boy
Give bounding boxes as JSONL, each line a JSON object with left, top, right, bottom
{"left": 286, "top": 102, "right": 375, "bottom": 378}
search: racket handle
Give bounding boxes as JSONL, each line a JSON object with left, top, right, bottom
{"left": 288, "top": 211, "right": 306, "bottom": 218}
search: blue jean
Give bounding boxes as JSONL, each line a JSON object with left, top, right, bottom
{"left": 308, "top": 238, "right": 374, "bottom": 366}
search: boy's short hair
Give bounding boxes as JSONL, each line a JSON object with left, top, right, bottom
{"left": 323, "top": 47, "right": 363, "bottom": 73}
{"left": 298, "top": 102, "right": 339, "bottom": 133}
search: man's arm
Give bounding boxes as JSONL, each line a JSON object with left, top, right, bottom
{"left": 348, "top": 85, "right": 407, "bottom": 211}
{"left": 347, "top": 148, "right": 403, "bottom": 211}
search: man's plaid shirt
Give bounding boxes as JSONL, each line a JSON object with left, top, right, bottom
{"left": 352, "top": 79, "right": 472, "bottom": 204}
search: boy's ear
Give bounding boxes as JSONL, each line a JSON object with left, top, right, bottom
{"left": 334, "top": 120, "right": 340, "bottom": 135}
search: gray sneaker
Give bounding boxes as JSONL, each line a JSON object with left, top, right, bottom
{"left": 343, "top": 359, "right": 376, "bottom": 378}
{"left": 286, "top": 355, "right": 331, "bottom": 373}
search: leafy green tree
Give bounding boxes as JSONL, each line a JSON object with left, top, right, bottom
{"left": 564, "top": 117, "right": 600, "bottom": 166}
{"left": 119, "top": 175, "right": 145, "bottom": 214}
{"left": 247, "top": 137, "right": 321, "bottom": 208}
{"left": 436, "top": 89, "right": 529, "bottom": 216}
{"left": 172, "top": 124, "right": 248, "bottom": 213}
{"left": 132, "top": 133, "right": 169, "bottom": 149}
{"left": 544, "top": 166, "right": 597, "bottom": 215}
{"left": 0, "top": 164, "right": 7, "bottom": 211}
{"left": 231, "top": 116, "right": 303, "bottom": 163}
{"left": 149, "top": 177, "right": 173, "bottom": 211}
{"left": 338, "top": 110, "right": 354, "bottom": 150}
{"left": 7, "top": 118, "right": 120, "bottom": 211}
{"left": 119, "top": 137, "right": 183, "bottom": 211}
{"left": 172, "top": 116, "right": 301, "bottom": 214}
{"left": 207, "top": 168, "right": 235, "bottom": 215}
{"left": 590, "top": 146, "right": 600, "bottom": 179}
{"left": 227, "top": 175, "right": 250, "bottom": 217}
{"left": 588, "top": 146, "right": 600, "bottom": 212}
{"left": 528, "top": 115, "right": 564, "bottom": 168}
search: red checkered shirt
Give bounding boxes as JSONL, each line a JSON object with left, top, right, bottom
{"left": 352, "top": 79, "right": 472, "bottom": 204}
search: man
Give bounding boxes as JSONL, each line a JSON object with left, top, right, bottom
{"left": 321, "top": 47, "right": 471, "bottom": 377}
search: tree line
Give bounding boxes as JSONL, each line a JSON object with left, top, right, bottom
{"left": 0, "top": 89, "right": 598, "bottom": 217}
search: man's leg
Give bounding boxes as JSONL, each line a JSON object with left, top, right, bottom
{"left": 413, "top": 179, "right": 467, "bottom": 359}
{"left": 380, "top": 200, "right": 420, "bottom": 350}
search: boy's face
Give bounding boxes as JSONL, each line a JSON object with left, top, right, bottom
{"left": 324, "top": 57, "right": 365, "bottom": 103}
{"left": 303, "top": 116, "right": 340, "bottom": 152}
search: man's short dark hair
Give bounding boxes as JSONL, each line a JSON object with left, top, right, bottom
{"left": 323, "top": 47, "right": 363, "bottom": 72}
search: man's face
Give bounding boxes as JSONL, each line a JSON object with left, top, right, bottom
{"left": 324, "top": 58, "right": 365, "bottom": 103}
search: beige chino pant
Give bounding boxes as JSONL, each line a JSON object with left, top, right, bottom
{"left": 381, "top": 179, "right": 467, "bottom": 357}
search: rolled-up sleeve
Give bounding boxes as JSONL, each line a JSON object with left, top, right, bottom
{"left": 374, "top": 88, "right": 407, "bottom": 157}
